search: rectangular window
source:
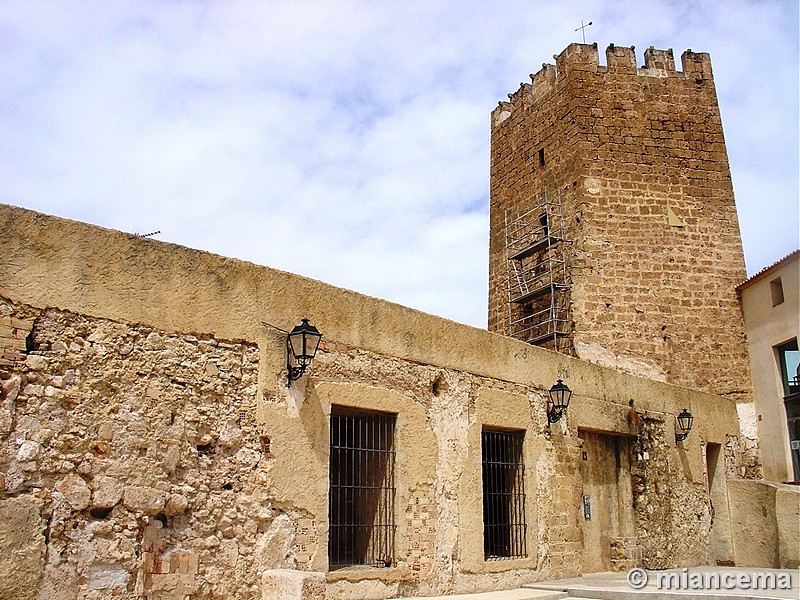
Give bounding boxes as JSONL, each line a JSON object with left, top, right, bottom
{"left": 482, "top": 428, "right": 527, "bottom": 560}
{"left": 777, "top": 339, "right": 800, "bottom": 481}
{"left": 770, "top": 277, "right": 785, "bottom": 306}
{"left": 777, "top": 339, "right": 799, "bottom": 396}
{"left": 329, "top": 407, "right": 396, "bottom": 569}
{"left": 538, "top": 212, "right": 549, "bottom": 238}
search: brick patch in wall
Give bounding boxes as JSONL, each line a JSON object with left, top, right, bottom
{"left": 142, "top": 549, "right": 200, "bottom": 595}
{"left": 405, "top": 484, "right": 437, "bottom": 578}
{"left": 0, "top": 316, "right": 32, "bottom": 366}
{"left": 292, "top": 513, "right": 319, "bottom": 569}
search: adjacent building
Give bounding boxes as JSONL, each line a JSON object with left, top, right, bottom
{"left": 738, "top": 250, "right": 800, "bottom": 483}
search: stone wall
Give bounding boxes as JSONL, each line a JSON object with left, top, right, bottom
{"left": 488, "top": 43, "right": 753, "bottom": 408}
{"left": 0, "top": 204, "right": 759, "bottom": 598}
{"left": 630, "top": 414, "right": 712, "bottom": 569}
{"left": 0, "top": 301, "right": 279, "bottom": 599}
{"left": 0, "top": 296, "right": 737, "bottom": 599}
{"left": 726, "top": 480, "right": 800, "bottom": 569}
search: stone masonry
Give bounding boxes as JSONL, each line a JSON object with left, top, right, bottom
{"left": 0, "top": 287, "right": 737, "bottom": 599}
{"left": 488, "top": 43, "right": 753, "bottom": 409}
{"left": 0, "top": 300, "right": 274, "bottom": 599}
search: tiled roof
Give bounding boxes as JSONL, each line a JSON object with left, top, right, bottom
{"left": 737, "top": 248, "right": 800, "bottom": 290}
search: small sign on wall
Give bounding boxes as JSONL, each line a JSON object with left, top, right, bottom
{"left": 583, "top": 495, "right": 591, "bottom": 520}
{"left": 791, "top": 440, "right": 800, "bottom": 451}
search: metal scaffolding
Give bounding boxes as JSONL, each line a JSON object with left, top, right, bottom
{"left": 504, "top": 189, "right": 571, "bottom": 349}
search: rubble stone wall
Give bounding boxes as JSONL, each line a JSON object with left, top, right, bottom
{"left": 0, "top": 297, "right": 739, "bottom": 599}
{"left": 630, "top": 414, "right": 713, "bottom": 569}
{"left": 0, "top": 301, "right": 289, "bottom": 599}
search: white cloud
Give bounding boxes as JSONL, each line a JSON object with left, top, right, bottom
{"left": 0, "top": 0, "right": 797, "bottom": 327}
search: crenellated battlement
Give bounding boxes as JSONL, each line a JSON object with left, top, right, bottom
{"left": 555, "top": 42, "right": 601, "bottom": 76}
{"left": 530, "top": 62, "right": 557, "bottom": 97}
{"left": 680, "top": 49, "right": 714, "bottom": 80}
{"left": 492, "top": 43, "right": 714, "bottom": 125}
{"left": 606, "top": 44, "right": 637, "bottom": 73}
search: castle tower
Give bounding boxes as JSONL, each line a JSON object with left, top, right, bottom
{"left": 488, "top": 43, "right": 752, "bottom": 403}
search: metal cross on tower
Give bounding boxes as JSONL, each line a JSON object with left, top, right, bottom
{"left": 575, "top": 20, "right": 593, "bottom": 44}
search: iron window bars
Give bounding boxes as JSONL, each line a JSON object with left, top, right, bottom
{"left": 329, "top": 407, "right": 396, "bottom": 569}
{"left": 482, "top": 428, "right": 527, "bottom": 560}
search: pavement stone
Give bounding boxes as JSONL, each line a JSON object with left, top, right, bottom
{"left": 524, "top": 567, "right": 799, "bottom": 600}
{"left": 393, "top": 589, "right": 567, "bottom": 600}
{"left": 393, "top": 567, "right": 799, "bottom": 600}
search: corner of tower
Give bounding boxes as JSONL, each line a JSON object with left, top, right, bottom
{"left": 492, "top": 100, "right": 514, "bottom": 127}
{"left": 680, "top": 49, "right": 714, "bottom": 81}
{"left": 491, "top": 62, "right": 557, "bottom": 129}
{"left": 555, "top": 42, "right": 600, "bottom": 77}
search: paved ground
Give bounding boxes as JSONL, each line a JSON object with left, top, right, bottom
{"left": 394, "top": 589, "right": 570, "bottom": 600}
{"left": 394, "top": 567, "right": 799, "bottom": 600}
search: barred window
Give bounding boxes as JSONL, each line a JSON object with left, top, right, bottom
{"left": 482, "top": 428, "right": 527, "bottom": 559}
{"left": 329, "top": 407, "right": 396, "bottom": 569}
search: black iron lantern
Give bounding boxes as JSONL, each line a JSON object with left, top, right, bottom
{"left": 286, "top": 318, "right": 322, "bottom": 387}
{"left": 675, "top": 408, "right": 693, "bottom": 443}
{"left": 547, "top": 379, "right": 572, "bottom": 423}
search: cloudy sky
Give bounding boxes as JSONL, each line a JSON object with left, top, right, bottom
{"left": 2, "top": 1, "right": 797, "bottom": 328}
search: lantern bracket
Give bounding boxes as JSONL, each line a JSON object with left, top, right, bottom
{"left": 675, "top": 408, "right": 694, "bottom": 444}
{"left": 547, "top": 379, "right": 572, "bottom": 424}
{"left": 286, "top": 318, "right": 322, "bottom": 387}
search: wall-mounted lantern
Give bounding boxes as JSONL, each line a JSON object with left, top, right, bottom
{"left": 286, "top": 318, "right": 322, "bottom": 387}
{"left": 675, "top": 408, "right": 694, "bottom": 443}
{"left": 547, "top": 379, "right": 572, "bottom": 424}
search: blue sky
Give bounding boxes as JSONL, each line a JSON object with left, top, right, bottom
{"left": 1, "top": 0, "right": 797, "bottom": 328}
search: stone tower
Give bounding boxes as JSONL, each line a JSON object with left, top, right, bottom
{"left": 488, "top": 43, "right": 752, "bottom": 403}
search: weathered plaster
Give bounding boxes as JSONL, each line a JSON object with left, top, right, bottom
{"left": 0, "top": 203, "right": 769, "bottom": 599}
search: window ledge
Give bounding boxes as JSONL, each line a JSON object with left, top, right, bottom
{"left": 326, "top": 566, "right": 407, "bottom": 582}
{"left": 462, "top": 555, "right": 537, "bottom": 574}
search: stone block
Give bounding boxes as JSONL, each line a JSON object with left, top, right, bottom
{"left": 164, "top": 492, "right": 189, "bottom": 516}
{"left": 85, "top": 563, "right": 131, "bottom": 591}
{"left": 92, "top": 475, "right": 124, "bottom": 509}
{"left": 123, "top": 485, "right": 167, "bottom": 514}
{"left": 0, "top": 495, "right": 45, "bottom": 600}
{"left": 776, "top": 485, "right": 800, "bottom": 569}
{"left": 261, "top": 569, "right": 325, "bottom": 600}
{"left": 55, "top": 473, "right": 91, "bottom": 511}
{"left": 147, "top": 572, "right": 197, "bottom": 597}
{"left": 24, "top": 354, "right": 48, "bottom": 371}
